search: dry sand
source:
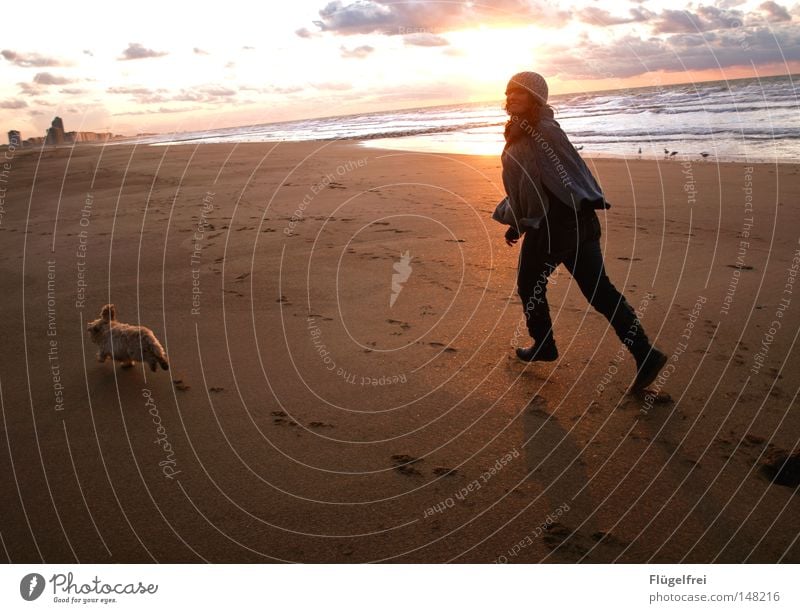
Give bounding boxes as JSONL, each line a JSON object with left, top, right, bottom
{"left": 1, "top": 140, "right": 799, "bottom": 563}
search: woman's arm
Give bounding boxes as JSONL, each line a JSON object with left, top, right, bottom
{"left": 503, "top": 143, "right": 548, "bottom": 230}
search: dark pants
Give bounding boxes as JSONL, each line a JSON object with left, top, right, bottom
{"left": 517, "top": 204, "right": 651, "bottom": 361}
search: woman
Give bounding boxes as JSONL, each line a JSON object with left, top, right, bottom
{"left": 493, "top": 71, "right": 666, "bottom": 391}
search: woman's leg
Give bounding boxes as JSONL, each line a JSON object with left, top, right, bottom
{"left": 517, "top": 229, "right": 559, "bottom": 355}
{"left": 561, "top": 239, "right": 652, "bottom": 362}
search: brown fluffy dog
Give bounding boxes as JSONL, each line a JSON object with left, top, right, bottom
{"left": 87, "top": 304, "right": 169, "bottom": 371}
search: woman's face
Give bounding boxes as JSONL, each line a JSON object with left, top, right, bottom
{"left": 505, "top": 86, "right": 533, "bottom": 115}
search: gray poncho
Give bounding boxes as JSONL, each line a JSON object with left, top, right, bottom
{"left": 493, "top": 108, "right": 609, "bottom": 231}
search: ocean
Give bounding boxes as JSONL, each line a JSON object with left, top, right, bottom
{"left": 139, "top": 74, "right": 799, "bottom": 162}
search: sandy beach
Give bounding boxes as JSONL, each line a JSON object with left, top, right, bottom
{"left": 1, "top": 140, "right": 799, "bottom": 563}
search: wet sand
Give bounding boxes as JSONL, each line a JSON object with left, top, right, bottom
{"left": 1, "top": 141, "right": 799, "bottom": 562}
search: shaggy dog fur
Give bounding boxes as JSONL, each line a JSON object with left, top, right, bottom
{"left": 87, "top": 304, "right": 169, "bottom": 372}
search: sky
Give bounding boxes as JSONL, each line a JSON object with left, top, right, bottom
{"left": 1, "top": 0, "right": 799, "bottom": 138}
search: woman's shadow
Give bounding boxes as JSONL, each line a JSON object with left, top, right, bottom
{"left": 521, "top": 390, "right": 624, "bottom": 561}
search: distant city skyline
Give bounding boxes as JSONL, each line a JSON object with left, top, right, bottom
{"left": 2, "top": 0, "right": 799, "bottom": 137}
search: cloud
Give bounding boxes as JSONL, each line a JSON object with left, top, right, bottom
{"left": 105, "top": 84, "right": 236, "bottom": 105}
{"left": 18, "top": 82, "right": 44, "bottom": 95}
{"left": 269, "top": 85, "right": 306, "bottom": 94}
{"left": 33, "top": 72, "right": 72, "bottom": 85}
{"left": 118, "top": 43, "right": 168, "bottom": 60}
{"left": 83, "top": 50, "right": 94, "bottom": 56}
{"left": 306, "top": 0, "right": 569, "bottom": 36}
{"left": 242, "top": 45, "right": 255, "bottom": 50}
{"left": 651, "top": 6, "right": 745, "bottom": 34}
{"left": 114, "top": 105, "right": 202, "bottom": 116}
{"left": 200, "top": 86, "right": 237, "bottom": 97}
{"left": 239, "top": 84, "right": 304, "bottom": 94}
{"left": 366, "top": 81, "right": 468, "bottom": 104}
{"left": 193, "top": 47, "right": 209, "bottom": 55}
{"left": 0, "top": 99, "right": 28, "bottom": 109}
{"left": 340, "top": 44, "right": 375, "bottom": 58}
{"left": 107, "top": 86, "right": 161, "bottom": 95}
{"left": 649, "top": 4, "right": 795, "bottom": 34}
{"left": 316, "top": 81, "right": 353, "bottom": 90}
{"left": 753, "top": 1, "right": 792, "bottom": 22}
{"left": 576, "top": 6, "right": 654, "bottom": 26}
{"left": 59, "top": 88, "right": 87, "bottom": 95}
{"left": 1, "top": 50, "right": 65, "bottom": 67}
{"left": 295, "top": 27, "right": 317, "bottom": 38}
{"left": 403, "top": 32, "right": 449, "bottom": 46}
{"left": 107, "top": 86, "right": 173, "bottom": 104}
{"left": 540, "top": 24, "right": 800, "bottom": 80}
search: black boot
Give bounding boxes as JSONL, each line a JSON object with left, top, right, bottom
{"left": 624, "top": 321, "right": 667, "bottom": 390}
{"left": 632, "top": 347, "right": 667, "bottom": 390}
{"left": 516, "top": 338, "right": 558, "bottom": 362}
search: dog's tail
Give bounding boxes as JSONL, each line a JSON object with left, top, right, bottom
{"left": 143, "top": 333, "right": 169, "bottom": 371}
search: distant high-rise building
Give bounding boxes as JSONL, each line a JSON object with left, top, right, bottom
{"left": 8, "top": 130, "right": 21, "bottom": 146}
{"left": 45, "top": 116, "right": 65, "bottom": 145}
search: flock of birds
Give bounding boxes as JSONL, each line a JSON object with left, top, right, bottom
{"left": 574, "top": 144, "right": 712, "bottom": 160}
{"left": 660, "top": 147, "right": 711, "bottom": 159}
{"left": 573, "top": 143, "right": 713, "bottom": 160}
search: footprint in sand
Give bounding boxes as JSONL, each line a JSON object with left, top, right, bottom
{"left": 542, "top": 523, "right": 589, "bottom": 556}
{"left": 587, "top": 401, "right": 603, "bottom": 414}
{"left": 590, "top": 530, "right": 628, "bottom": 548}
{"left": 543, "top": 523, "right": 629, "bottom": 560}
{"left": 208, "top": 386, "right": 225, "bottom": 393}
{"left": 391, "top": 454, "right": 423, "bottom": 476}
{"left": 272, "top": 411, "right": 298, "bottom": 426}
{"left": 428, "top": 342, "right": 457, "bottom": 352}
{"left": 173, "top": 379, "right": 190, "bottom": 391}
{"left": 630, "top": 388, "right": 672, "bottom": 404}
{"left": 433, "top": 467, "right": 457, "bottom": 477}
{"left": 308, "top": 421, "right": 335, "bottom": 429}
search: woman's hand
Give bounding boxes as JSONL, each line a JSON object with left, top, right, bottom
{"left": 505, "top": 226, "right": 520, "bottom": 246}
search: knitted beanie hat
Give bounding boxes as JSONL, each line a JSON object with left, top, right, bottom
{"left": 507, "top": 71, "right": 548, "bottom": 105}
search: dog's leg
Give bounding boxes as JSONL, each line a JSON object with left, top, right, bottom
{"left": 97, "top": 351, "right": 109, "bottom": 363}
{"left": 120, "top": 360, "right": 135, "bottom": 369}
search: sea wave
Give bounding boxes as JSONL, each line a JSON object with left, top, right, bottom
{"left": 139, "top": 74, "right": 798, "bottom": 160}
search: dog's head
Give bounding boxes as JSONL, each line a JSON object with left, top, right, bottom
{"left": 87, "top": 304, "right": 116, "bottom": 343}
